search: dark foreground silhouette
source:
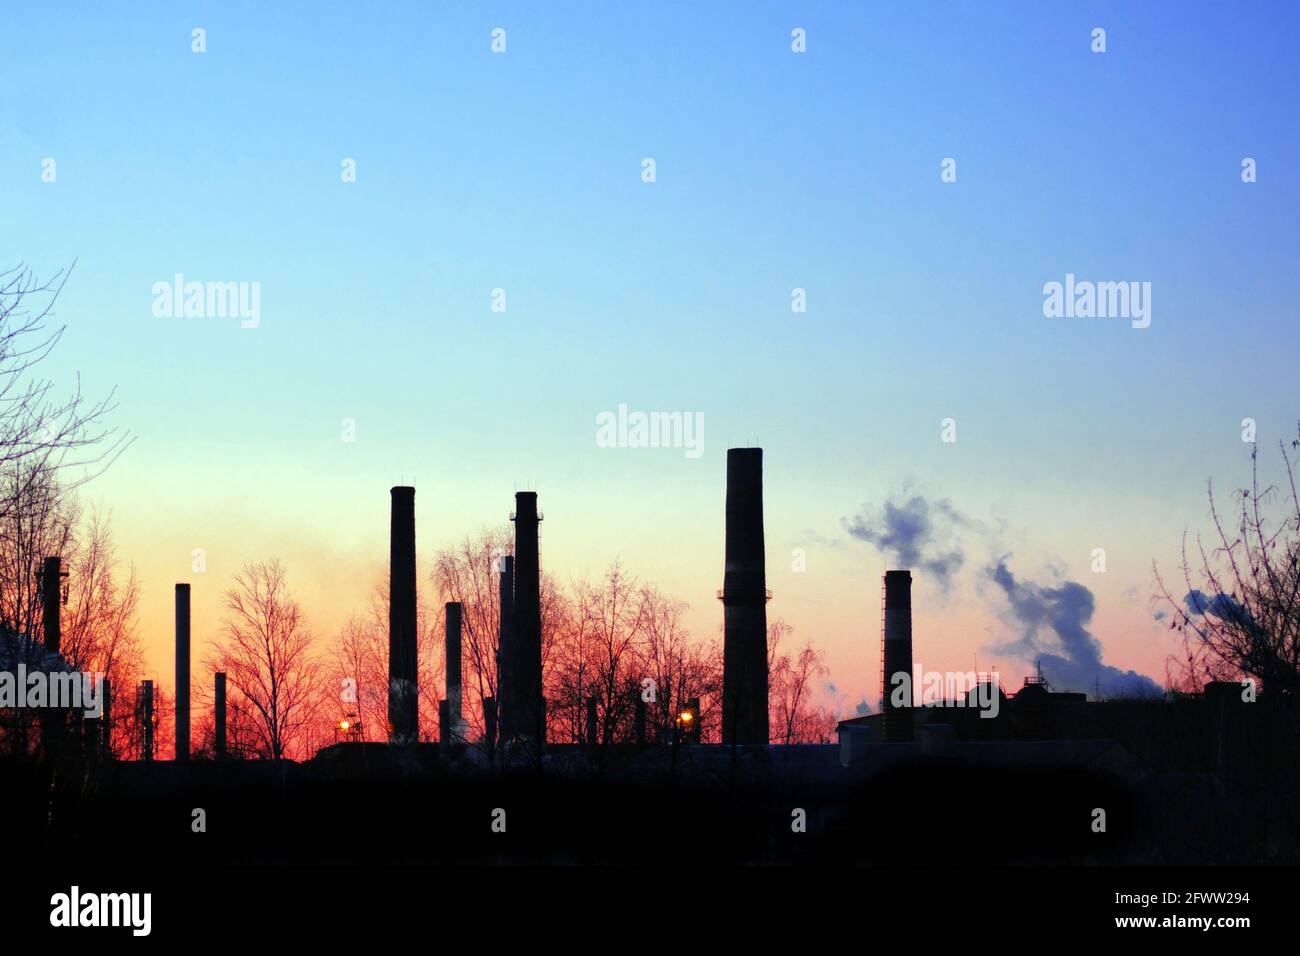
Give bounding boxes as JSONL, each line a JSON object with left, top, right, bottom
{"left": 6, "top": 730, "right": 1293, "bottom": 867}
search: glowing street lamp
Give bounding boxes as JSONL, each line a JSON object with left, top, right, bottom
{"left": 675, "top": 699, "right": 701, "bottom": 744}
{"left": 336, "top": 714, "right": 360, "bottom": 742}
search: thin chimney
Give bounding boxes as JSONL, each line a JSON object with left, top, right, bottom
{"left": 496, "top": 554, "right": 515, "bottom": 742}
{"left": 175, "top": 583, "right": 190, "bottom": 761}
{"left": 141, "top": 680, "right": 154, "bottom": 762}
{"left": 445, "top": 601, "right": 463, "bottom": 740}
{"left": 214, "top": 671, "right": 227, "bottom": 759}
{"left": 721, "top": 448, "right": 769, "bottom": 745}
{"left": 41, "top": 556, "right": 61, "bottom": 655}
{"left": 388, "top": 486, "right": 419, "bottom": 744}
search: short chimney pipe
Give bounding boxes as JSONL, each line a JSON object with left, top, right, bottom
{"left": 141, "top": 680, "right": 154, "bottom": 762}
{"left": 586, "top": 696, "right": 598, "bottom": 748}
{"left": 214, "top": 671, "right": 227, "bottom": 759}
{"left": 41, "top": 556, "right": 61, "bottom": 655}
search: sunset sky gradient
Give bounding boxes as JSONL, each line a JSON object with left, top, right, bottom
{"left": 4, "top": 1, "right": 1299, "bottom": 716}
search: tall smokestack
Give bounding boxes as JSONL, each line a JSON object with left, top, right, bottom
{"left": 721, "top": 448, "right": 769, "bottom": 746}
{"left": 389, "top": 486, "right": 418, "bottom": 744}
{"left": 445, "top": 601, "right": 463, "bottom": 740}
{"left": 496, "top": 555, "right": 514, "bottom": 745}
{"left": 882, "top": 570, "right": 914, "bottom": 743}
{"left": 214, "top": 672, "right": 227, "bottom": 759}
{"left": 175, "top": 583, "right": 190, "bottom": 761}
{"left": 42, "top": 556, "right": 61, "bottom": 655}
{"left": 507, "top": 492, "right": 543, "bottom": 744}
{"left": 141, "top": 680, "right": 154, "bottom": 762}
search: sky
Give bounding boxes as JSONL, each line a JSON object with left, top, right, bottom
{"left": 3, "top": 1, "right": 1298, "bottom": 715}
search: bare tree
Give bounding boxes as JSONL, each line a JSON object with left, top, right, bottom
{"left": 546, "top": 581, "right": 600, "bottom": 744}
{"left": 637, "top": 586, "right": 721, "bottom": 742}
{"left": 210, "top": 560, "right": 323, "bottom": 759}
{"left": 576, "top": 562, "right": 646, "bottom": 746}
{"left": 0, "top": 263, "right": 131, "bottom": 516}
{"left": 538, "top": 567, "right": 569, "bottom": 740}
{"left": 325, "top": 573, "right": 441, "bottom": 742}
{"left": 326, "top": 613, "right": 388, "bottom": 742}
{"left": 0, "top": 463, "right": 75, "bottom": 753}
{"left": 0, "top": 462, "right": 77, "bottom": 640}
{"left": 57, "top": 508, "right": 143, "bottom": 756}
{"left": 0, "top": 468, "right": 142, "bottom": 757}
{"left": 0, "top": 262, "right": 129, "bottom": 756}
{"left": 1157, "top": 427, "right": 1300, "bottom": 699}
{"left": 540, "top": 568, "right": 723, "bottom": 745}
{"left": 768, "top": 619, "right": 837, "bottom": 744}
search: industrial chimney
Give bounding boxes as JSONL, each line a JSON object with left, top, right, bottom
{"left": 445, "top": 601, "right": 463, "bottom": 742}
{"left": 389, "top": 486, "right": 419, "bottom": 744}
{"left": 214, "top": 672, "right": 227, "bottom": 760}
{"left": 721, "top": 448, "right": 769, "bottom": 746}
{"left": 882, "top": 570, "right": 914, "bottom": 743}
{"left": 175, "top": 583, "right": 190, "bottom": 761}
{"left": 141, "top": 680, "right": 154, "bottom": 762}
{"left": 506, "top": 492, "right": 543, "bottom": 744}
{"left": 496, "top": 554, "right": 514, "bottom": 746}
{"left": 41, "top": 556, "right": 62, "bottom": 655}
{"left": 586, "top": 696, "right": 598, "bottom": 749}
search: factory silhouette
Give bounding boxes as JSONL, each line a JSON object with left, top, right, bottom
{"left": 3, "top": 448, "right": 1292, "bottom": 866}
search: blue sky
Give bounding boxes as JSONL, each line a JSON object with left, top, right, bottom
{"left": 3, "top": 1, "right": 1297, "bottom": 702}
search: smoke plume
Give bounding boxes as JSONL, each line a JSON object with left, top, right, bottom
{"left": 988, "top": 558, "right": 1162, "bottom": 698}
